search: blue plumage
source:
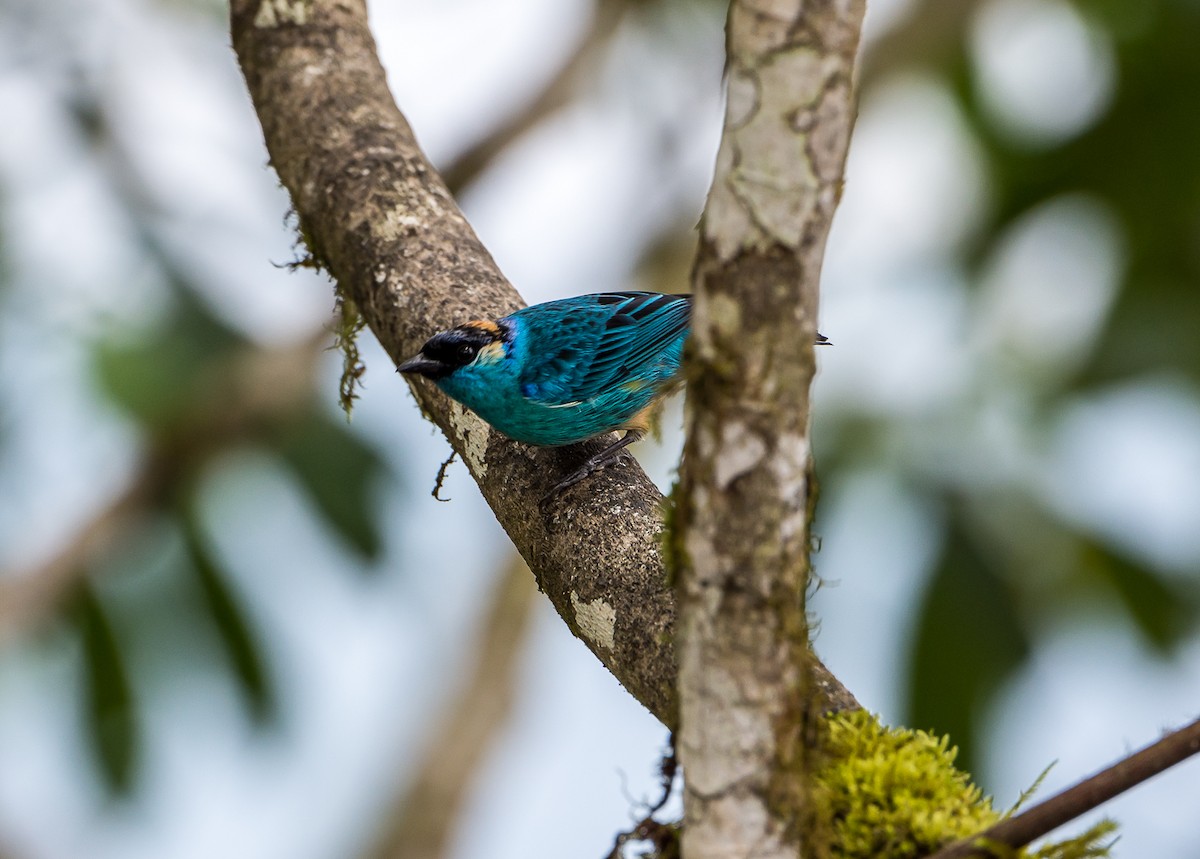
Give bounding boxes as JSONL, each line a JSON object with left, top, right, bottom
{"left": 398, "top": 291, "right": 825, "bottom": 494}
{"left": 399, "top": 292, "right": 691, "bottom": 448}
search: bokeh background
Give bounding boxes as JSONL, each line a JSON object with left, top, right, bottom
{"left": 1, "top": 0, "right": 1198, "bottom": 857}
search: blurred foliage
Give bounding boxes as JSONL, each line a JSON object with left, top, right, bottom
{"left": 272, "top": 409, "right": 386, "bottom": 560}
{"left": 150, "top": 0, "right": 227, "bottom": 22}
{"left": 179, "top": 507, "right": 276, "bottom": 724}
{"left": 68, "top": 506, "right": 286, "bottom": 795}
{"left": 0, "top": 53, "right": 394, "bottom": 792}
{"left": 74, "top": 583, "right": 139, "bottom": 795}
{"left": 813, "top": 709, "right": 1117, "bottom": 858}
{"left": 78, "top": 281, "right": 392, "bottom": 789}
{"left": 965, "top": 0, "right": 1200, "bottom": 384}
{"left": 1087, "top": 545, "right": 1194, "bottom": 653}
{"left": 2, "top": 0, "right": 1198, "bottom": 830}
{"left": 908, "top": 508, "right": 1031, "bottom": 775}
{"left": 819, "top": 0, "right": 1200, "bottom": 775}
{"left": 94, "top": 290, "right": 247, "bottom": 433}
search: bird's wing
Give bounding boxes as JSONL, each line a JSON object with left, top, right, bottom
{"left": 516, "top": 292, "right": 691, "bottom": 405}
{"left": 572, "top": 292, "right": 691, "bottom": 399}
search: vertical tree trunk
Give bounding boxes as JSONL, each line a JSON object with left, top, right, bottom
{"left": 675, "top": 1, "right": 866, "bottom": 856}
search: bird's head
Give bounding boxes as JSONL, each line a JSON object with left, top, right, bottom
{"left": 396, "top": 320, "right": 509, "bottom": 382}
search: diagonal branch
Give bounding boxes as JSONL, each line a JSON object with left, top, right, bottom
{"left": 0, "top": 335, "right": 321, "bottom": 644}
{"left": 365, "top": 553, "right": 539, "bottom": 859}
{"left": 927, "top": 715, "right": 1200, "bottom": 859}
{"left": 0, "top": 472, "right": 161, "bottom": 645}
{"left": 439, "top": 0, "right": 633, "bottom": 194}
{"left": 228, "top": 0, "right": 857, "bottom": 729}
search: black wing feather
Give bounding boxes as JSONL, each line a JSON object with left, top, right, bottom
{"left": 516, "top": 292, "right": 691, "bottom": 404}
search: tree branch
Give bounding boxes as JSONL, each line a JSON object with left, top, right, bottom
{"left": 675, "top": 0, "right": 866, "bottom": 855}
{"left": 228, "top": 0, "right": 857, "bottom": 728}
{"left": 0, "top": 474, "right": 159, "bottom": 645}
{"left": 927, "top": 716, "right": 1200, "bottom": 859}
{"left": 439, "top": 0, "right": 632, "bottom": 194}
{"left": 365, "top": 553, "right": 539, "bottom": 859}
{"left": 860, "top": 0, "right": 980, "bottom": 84}
{"left": 0, "top": 335, "right": 321, "bottom": 643}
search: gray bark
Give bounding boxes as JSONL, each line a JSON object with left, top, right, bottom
{"left": 676, "top": 1, "right": 866, "bottom": 856}
{"left": 228, "top": 0, "right": 858, "bottom": 730}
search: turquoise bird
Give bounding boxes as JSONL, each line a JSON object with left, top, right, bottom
{"left": 398, "top": 292, "right": 826, "bottom": 495}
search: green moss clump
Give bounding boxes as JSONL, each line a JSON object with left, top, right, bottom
{"left": 657, "top": 479, "right": 687, "bottom": 590}
{"left": 281, "top": 208, "right": 363, "bottom": 418}
{"left": 1027, "top": 822, "right": 1117, "bottom": 859}
{"left": 333, "top": 292, "right": 366, "bottom": 417}
{"left": 814, "top": 710, "right": 1000, "bottom": 858}
{"left": 813, "top": 711, "right": 1115, "bottom": 859}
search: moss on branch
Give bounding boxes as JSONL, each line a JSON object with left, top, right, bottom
{"left": 812, "top": 711, "right": 1116, "bottom": 859}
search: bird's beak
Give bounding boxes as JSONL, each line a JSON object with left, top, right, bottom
{"left": 396, "top": 353, "right": 444, "bottom": 378}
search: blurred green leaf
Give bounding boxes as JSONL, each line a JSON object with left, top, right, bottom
{"left": 1084, "top": 544, "right": 1195, "bottom": 654}
{"left": 93, "top": 289, "right": 244, "bottom": 431}
{"left": 74, "top": 582, "right": 140, "bottom": 795}
{"left": 272, "top": 409, "right": 386, "bottom": 560}
{"left": 906, "top": 507, "right": 1031, "bottom": 775}
{"left": 963, "top": 0, "right": 1200, "bottom": 386}
{"left": 180, "top": 510, "right": 276, "bottom": 724}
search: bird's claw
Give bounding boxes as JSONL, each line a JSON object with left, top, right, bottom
{"left": 539, "top": 449, "right": 636, "bottom": 510}
{"left": 539, "top": 431, "right": 644, "bottom": 511}
{"left": 540, "top": 463, "right": 598, "bottom": 510}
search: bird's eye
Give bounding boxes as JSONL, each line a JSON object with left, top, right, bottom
{"left": 457, "top": 343, "right": 477, "bottom": 361}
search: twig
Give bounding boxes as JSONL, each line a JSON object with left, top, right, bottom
{"left": 926, "top": 716, "right": 1200, "bottom": 859}
{"left": 431, "top": 451, "right": 458, "bottom": 502}
{"left": 605, "top": 734, "right": 679, "bottom": 859}
{"left": 229, "top": 0, "right": 861, "bottom": 728}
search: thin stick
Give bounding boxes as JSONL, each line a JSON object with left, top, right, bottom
{"left": 927, "top": 716, "right": 1200, "bottom": 859}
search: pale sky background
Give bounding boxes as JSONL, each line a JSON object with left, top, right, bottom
{"left": 1, "top": 0, "right": 1198, "bottom": 857}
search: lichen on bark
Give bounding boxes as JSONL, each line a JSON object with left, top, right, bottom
{"left": 229, "top": 0, "right": 860, "bottom": 746}
{"left": 674, "top": 1, "right": 866, "bottom": 856}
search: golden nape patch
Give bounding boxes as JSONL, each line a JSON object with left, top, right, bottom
{"left": 463, "top": 319, "right": 501, "bottom": 335}
{"left": 478, "top": 340, "right": 506, "bottom": 363}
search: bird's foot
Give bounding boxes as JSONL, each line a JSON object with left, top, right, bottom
{"left": 539, "top": 431, "right": 644, "bottom": 509}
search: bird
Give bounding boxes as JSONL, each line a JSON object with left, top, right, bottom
{"left": 397, "top": 291, "right": 828, "bottom": 497}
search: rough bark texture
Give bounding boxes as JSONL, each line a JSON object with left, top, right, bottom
{"left": 228, "top": 0, "right": 857, "bottom": 729}
{"left": 675, "top": 1, "right": 866, "bottom": 857}
{"left": 230, "top": 0, "right": 679, "bottom": 723}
